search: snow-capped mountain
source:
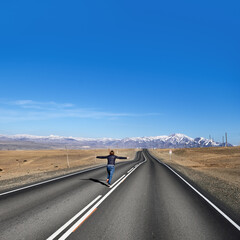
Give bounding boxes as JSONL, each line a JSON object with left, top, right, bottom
{"left": 0, "top": 133, "right": 231, "bottom": 150}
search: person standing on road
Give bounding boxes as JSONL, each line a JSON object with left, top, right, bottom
{"left": 96, "top": 150, "right": 128, "bottom": 187}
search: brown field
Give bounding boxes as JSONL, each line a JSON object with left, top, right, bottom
{"left": 0, "top": 149, "right": 137, "bottom": 191}
{"left": 150, "top": 147, "right": 240, "bottom": 219}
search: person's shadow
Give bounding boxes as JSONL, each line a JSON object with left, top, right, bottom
{"left": 82, "top": 178, "right": 109, "bottom": 187}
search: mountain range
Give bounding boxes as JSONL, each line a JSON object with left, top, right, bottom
{"left": 0, "top": 133, "right": 231, "bottom": 150}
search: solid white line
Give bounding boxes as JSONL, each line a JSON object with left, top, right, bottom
{"left": 58, "top": 206, "right": 98, "bottom": 240}
{"left": 0, "top": 156, "right": 139, "bottom": 197}
{"left": 111, "top": 154, "right": 146, "bottom": 189}
{"left": 149, "top": 152, "right": 240, "bottom": 232}
{"left": 109, "top": 175, "right": 126, "bottom": 188}
{"left": 89, "top": 165, "right": 141, "bottom": 211}
{"left": 46, "top": 195, "right": 102, "bottom": 240}
{"left": 129, "top": 168, "right": 136, "bottom": 173}
{"left": 127, "top": 168, "right": 134, "bottom": 173}
{"left": 142, "top": 152, "right": 148, "bottom": 162}
{"left": 92, "top": 158, "right": 147, "bottom": 210}
{"left": 59, "top": 175, "right": 133, "bottom": 240}
{"left": 0, "top": 165, "right": 106, "bottom": 196}
{"left": 0, "top": 151, "right": 143, "bottom": 197}
{"left": 59, "top": 156, "right": 147, "bottom": 239}
{"left": 127, "top": 169, "right": 135, "bottom": 175}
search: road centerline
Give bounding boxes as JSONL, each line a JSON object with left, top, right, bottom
{"left": 109, "top": 174, "right": 126, "bottom": 188}
{"left": 46, "top": 195, "right": 102, "bottom": 240}
{"left": 55, "top": 156, "right": 147, "bottom": 239}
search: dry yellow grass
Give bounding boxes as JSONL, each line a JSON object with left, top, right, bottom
{"left": 150, "top": 147, "right": 240, "bottom": 187}
{"left": 0, "top": 149, "right": 137, "bottom": 191}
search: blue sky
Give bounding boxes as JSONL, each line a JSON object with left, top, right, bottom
{"left": 0, "top": 0, "right": 239, "bottom": 145}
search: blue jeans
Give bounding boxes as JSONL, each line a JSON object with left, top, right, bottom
{"left": 107, "top": 165, "right": 115, "bottom": 184}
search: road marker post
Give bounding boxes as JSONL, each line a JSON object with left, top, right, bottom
{"left": 169, "top": 149, "right": 172, "bottom": 161}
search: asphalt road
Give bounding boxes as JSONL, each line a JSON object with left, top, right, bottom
{"left": 0, "top": 150, "right": 239, "bottom": 240}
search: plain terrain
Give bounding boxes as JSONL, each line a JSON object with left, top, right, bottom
{"left": 1, "top": 146, "right": 239, "bottom": 221}
{"left": 0, "top": 149, "right": 137, "bottom": 191}
{"left": 150, "top": 147, "right": 240, "bottom": 220}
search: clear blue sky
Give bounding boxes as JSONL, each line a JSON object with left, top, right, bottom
{"left": 0, "top": 0, "right": 239, "bottom": 145}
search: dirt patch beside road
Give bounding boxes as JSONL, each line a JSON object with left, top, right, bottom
{"left": 0, "top": 149, "right": 137, "bottom": 192}
{"left": 150, "top": 147, "right": 240, "bottom": 222}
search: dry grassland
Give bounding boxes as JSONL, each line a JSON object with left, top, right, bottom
{"left": 0, "top": 149, "right": 137, "bottom": 191}
{"left": 150, "top": 147, "right": 240, "bottom": 219}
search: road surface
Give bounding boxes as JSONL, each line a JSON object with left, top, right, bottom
{"left": 0, "top": 150, "right": 239, "bottom": 240}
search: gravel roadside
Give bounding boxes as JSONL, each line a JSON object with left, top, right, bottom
{"left": 149, "top": 149, "right": 240, "bottom": 225}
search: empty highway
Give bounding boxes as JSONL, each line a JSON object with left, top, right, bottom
{"left": 0, "top": 150, "right": 239, "bottom": 240}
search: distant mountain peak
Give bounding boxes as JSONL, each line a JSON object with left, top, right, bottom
{"left": 0, "top": 133, "right": 231, "bottom": 150}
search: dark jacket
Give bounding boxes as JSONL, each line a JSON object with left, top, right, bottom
{"left": 96, "top": 155, "right": 127, "bottom": 165}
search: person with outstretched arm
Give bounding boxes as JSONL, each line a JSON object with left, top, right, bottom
{"left": 96, "top": 150, "right": 128, "bottom": 187}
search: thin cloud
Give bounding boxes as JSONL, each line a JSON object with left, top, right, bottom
{"left": 0, "top": 100, "right": 161, "bottom": 122}
{"left": 11, "top": 100, "right": 74, "bottom": 110}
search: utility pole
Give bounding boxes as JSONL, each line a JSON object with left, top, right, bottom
{"left": 65, "top": 146, "right": 70, "bottom": 168}
{"left": 95, "top": 149, "right": 96, "bottom": 164}
{"left": 225, "top": 132, "right": 228, "bottom": 147}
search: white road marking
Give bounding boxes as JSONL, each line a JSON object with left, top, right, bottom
{"left": 58, "top": 206, "right": 98, "bottom": 240}
{"left": 149, "top": 152, "right": 240, "bottom": 232}
{"left": 0, "top": 165, "right": 106, "bottom": 196}
{"left": 94, "top": 167, "right": 140, "bottom": 208}
{"left": 109, "top": 174, "right": 126, "bottom": 188}
{"left": 54, "top": 155, "right": 147, "bottom": 239}
{"left": 60, "top": 166, "right": 141, "bottom": 239}
{"left": 127, "top": 167, "right": 134, "bottom": 173}
{"left": 0, "top": 159, "right": 137, "bottom": 197}
{"left": 46, "top": 195, "right": 102, "bottom": 240}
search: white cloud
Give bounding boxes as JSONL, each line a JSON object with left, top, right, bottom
{"left": 11, "top": 100, "right": 74, "bottom": 110}
{"left": 0, "top": 99, "right": 161, "bottom": 122}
